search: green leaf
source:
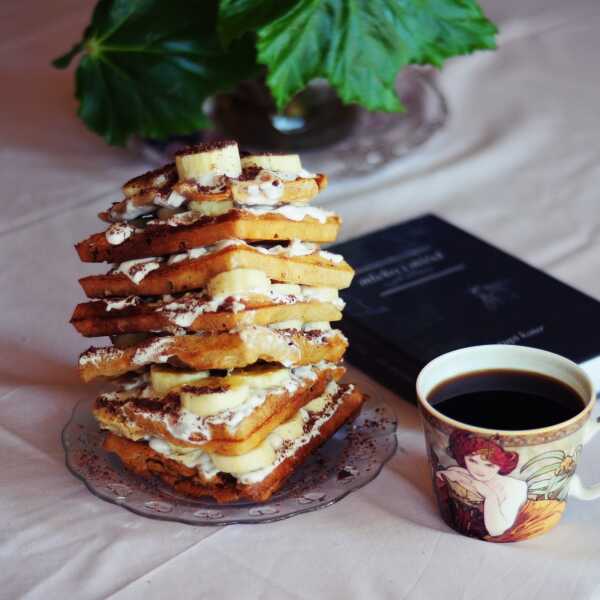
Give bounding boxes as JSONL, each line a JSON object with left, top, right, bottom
{"left": 257, "top": 0, "right": 497, "bottom": 112}
{"left": 52, "top": 40, "right": 85, "bottom": 69}
{"left": 406, "top": 1, "right": 498, "bottom": 67}
{"left": 218, "top": 0, "right": 301, "bottom": 46}
{"left": 53, "top": 0, "right": 258, "bottom": 145}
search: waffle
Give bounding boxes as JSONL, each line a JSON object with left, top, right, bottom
{"left": 72, "top": 294, "right": 342, "bottom": 336}
{"left": 76, "top": 210, "right": 340, "bottom": 263}
{"left": 102, "top": 383, "right": 363, "bottom": 502}
{"left": 79, "top": 241, "right": 354, "bottom": 298}
{"left": 121, "top": 163, "right": 178, "bottom": 198}
{"left": 94, "top": 363, "right": 344, "bottom": 454}
{"left": 79, "top": 327, "right": 348, "bottom": 382}
{"left": 103, "top": 171, "right": 328, "bottom": 223}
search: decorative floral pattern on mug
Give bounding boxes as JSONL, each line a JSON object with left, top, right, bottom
{"left": 431, "top": 431, "right": 580, "bottom": 542}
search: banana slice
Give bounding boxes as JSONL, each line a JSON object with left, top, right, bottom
{"left": 270, "top": 411, "right": 306, "bottom": 442}
{"left": 207, "top": 269, "right": 271, "bottom": 298}
{"left": 180, "top": 380, "right": 249, "bottom": 417}
{"left": 229, "top": 365, "right": 291, "bottom": 389}
{"left": 301, "top": 286, "right": 340, "bottom": 303}
{"left": 151, "top": 365, "right": 210, "bottom": 395}
{"left": 303, "top": 322, "right": 331, "bottom": 331}
{"left": 189, "top": 199, "right": 234, "bottom": 216}
{"left": 210, "top": 410, "right": 306, "bottom": 474}
{"left": 175, "top": 141, "right": 241, "bottom": 181}
{"left": 304, "top": 393, "right": 329, "bottom": 413}
{"left": 241, "top": 153, "right": 302, "bottom": 173}
{"left": 271, "top": 283, "right": 301, "bottom": 296}
{"left": 211, "top": 440, "right": 276, "bottom": 474}
{"left": 269, "top": 320, "right": 303, "bottom": 330}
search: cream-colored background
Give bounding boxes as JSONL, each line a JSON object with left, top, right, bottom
{"left": 2, "top": 0, "right": 600, "bottom": 598}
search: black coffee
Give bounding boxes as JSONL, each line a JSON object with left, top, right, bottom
{"left": 428, "top": 369, "right": 586, "bottom": 430}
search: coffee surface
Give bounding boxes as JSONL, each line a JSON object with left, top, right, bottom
{"left": 428, "top": 369, "right": 585, "bottom": 430}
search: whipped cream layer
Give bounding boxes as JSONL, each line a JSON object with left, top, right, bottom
{"left": 242, "top": 205, "right": 333, "bottom": 223}
{"left": 153, "top": 204, "right": 335, "bottom": 228}
{"left": 167, "top": 238, "right": 343, "bottom": 266}
{"left": 105, "top": 223, "right": 136, "bottom": 245}
{"left": 159, "top": 291, "right": 342, "bottom": 328}
{"left": 112, "top": 257, "right": 163, "bottom": 284}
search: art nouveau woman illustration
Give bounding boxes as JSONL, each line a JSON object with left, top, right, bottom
{"left": 436, "top": 431, "right": 527, "bottom": 538}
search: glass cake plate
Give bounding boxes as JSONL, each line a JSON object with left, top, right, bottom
{"left": 62, "top": 396, "right": 397, "bottom": 525}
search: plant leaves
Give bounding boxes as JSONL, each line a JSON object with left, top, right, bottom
{"left": 53, "top": 0, "right": 258, "bottom": 145}
{"left": 257, "top": 0, "right": 497, "bottom": 112}
{"left": 398, "top": 0, "right": 498, "bottom": 68}
{"left": 53, "top": 40, "right": 85, "bottom": 69}
{"left": 218, "top": 0, "right": 300, "bottom": 46}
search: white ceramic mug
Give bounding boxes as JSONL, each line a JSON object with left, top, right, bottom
{"left": 416, "top": 345, "right": 600, "bottom": 542}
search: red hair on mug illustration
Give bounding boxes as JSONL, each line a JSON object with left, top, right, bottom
{"left": 448, "top": 431, "right": 519, "bottom": 476}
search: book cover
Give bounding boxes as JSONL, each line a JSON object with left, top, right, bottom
{"left": 333, "top": 214, "right": 600, "bottom": 400}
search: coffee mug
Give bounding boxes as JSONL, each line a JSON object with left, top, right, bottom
{"left": 416, "top": 345, "right": 600, "bottom": 542}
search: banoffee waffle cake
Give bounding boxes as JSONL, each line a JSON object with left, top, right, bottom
{"left": 71, "top": 141, "right": 366, "bottom": 503}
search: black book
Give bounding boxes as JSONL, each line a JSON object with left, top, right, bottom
{"left": 333, "top": 214, "right": 600, "bottom": 401}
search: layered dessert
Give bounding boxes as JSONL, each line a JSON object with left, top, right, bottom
{"left": 71, "top": 141, "right": 364, "bottom": 502}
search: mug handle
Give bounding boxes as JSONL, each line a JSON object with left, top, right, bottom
{"left": 569, "top": 417, "right": 600, "bottom": 500}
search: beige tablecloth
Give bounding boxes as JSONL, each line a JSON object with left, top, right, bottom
{"left": 2, "top": 1, "right": 600, "bottom": 598}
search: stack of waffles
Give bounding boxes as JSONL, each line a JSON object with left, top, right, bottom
{"left": 71, "top": 141, "right": 364, "bottom": 502}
